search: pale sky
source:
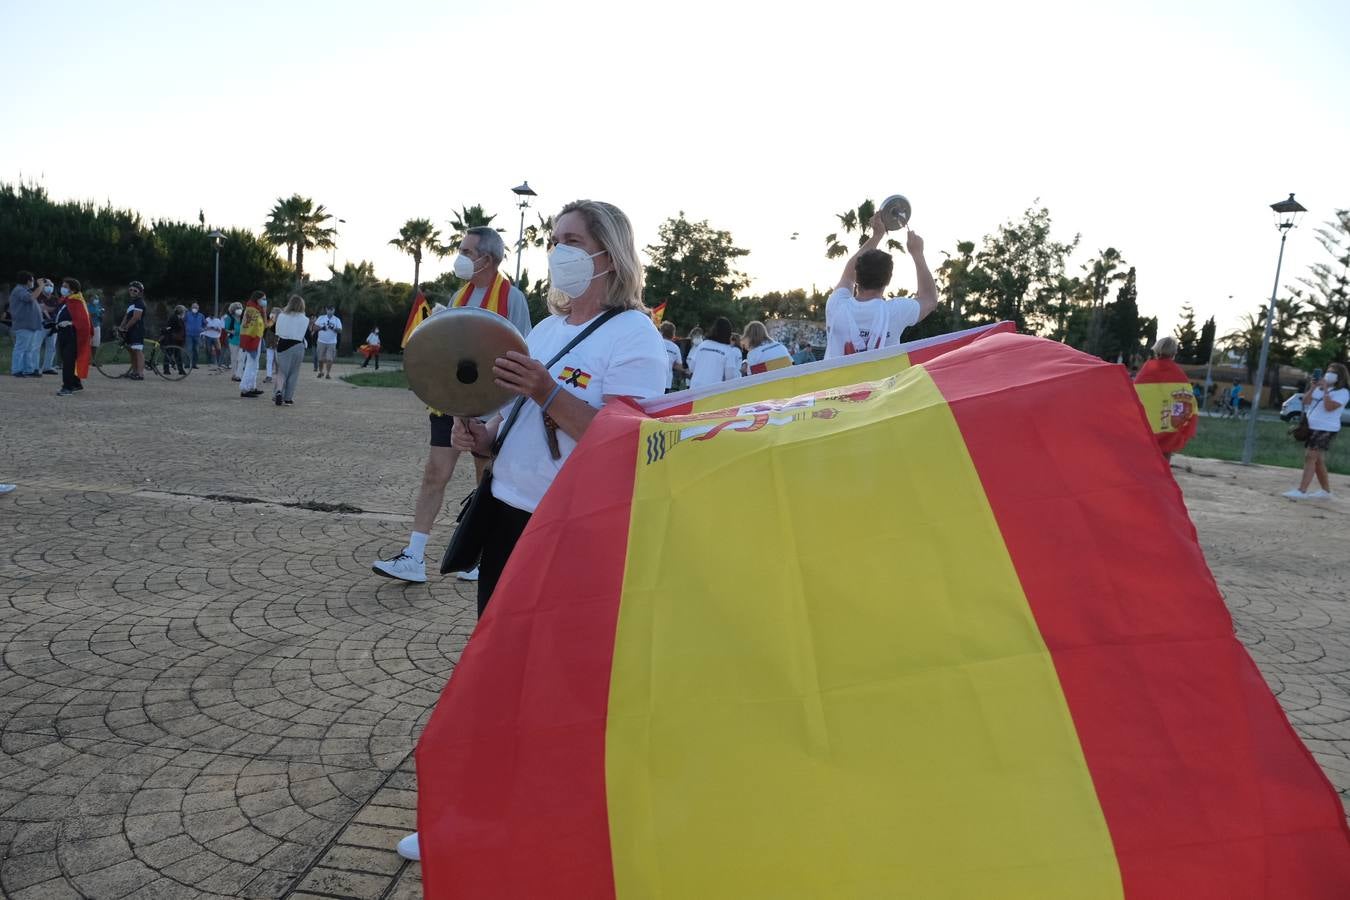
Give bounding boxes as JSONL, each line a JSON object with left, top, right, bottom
{"left": 4, "top": 0, "right": 1349, "bottom": 335}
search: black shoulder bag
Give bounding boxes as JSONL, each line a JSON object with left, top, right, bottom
{"left": 440, "top": 308, "right": 622, "bottom": 575}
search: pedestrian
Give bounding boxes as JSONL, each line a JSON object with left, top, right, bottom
{"left": 824, "top": 210, "right": 936, "bottom": 359}
{"left": 1283, "top": 362, "right": 1349, "bottom": 500}
{"left": 202, "top": 310, "right": 224, "bottom": 369}
{"left": 1134, "top": 335, "right": 1198, "bottom": 459}
{"left": 359, "top": 326, "right": 382, "bottom": 369}
{"left": 262, "top": 298, "right": 276, "bottom": 384}
{"left": 791, "top": 339, "right": 817, "bottom": 365}
{"left": 238, "top": 291, "right": 266, "bottom": 397}
{"left": 397, "top": 198, "right": 668, "bottom": 864}
{"left": 159, "top": 305, "right": 188, "bottom": 375}
{"left": 659, "top": 321, "right": 685, "bottom": 391}
{"left": 309, "top": 314, "right": 320, "bottom": 372}
{"left": 37, "top": 277, "right": 61, "bottom": 374}
{"left": 116, "top": 281, "right": 148, "bottom": 379}
{"left": 184, "top": 302, "right": 205, "bottom": 369}
{"left": 224, "top": 302, "right": 244, "bottom": 379}
{"left": 272, "top": 294, "right": 309, "bottom": 405}
{"left": 314, "top": 304, "right": 342, "bottom": 379}
{"left": 742, "top": 320, "right": 793, "bottom": 375}
{"left": 54, "top": 277, "right": 92, "bottom": 396}
{"left": 87, "top": 294, "right": 103, "bottom": 352}
{"left": 7, "top": 271, "right": 44, "bottom": 377}
{"left": 687, "top": 317, "right": 742, "bottom": 389}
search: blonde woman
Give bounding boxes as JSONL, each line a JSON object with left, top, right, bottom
{"left": 741, "top": 320, "right": 793, "bottom": 375}
{"left": 272, "top": 295, "right": 310, "bottom": 406}
{"left": 1284, "top": 361, "right": 1349, "bottom": 500}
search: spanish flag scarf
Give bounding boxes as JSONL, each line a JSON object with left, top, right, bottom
{"left": 451, "top": 273, "right": 511, "bottom": 318}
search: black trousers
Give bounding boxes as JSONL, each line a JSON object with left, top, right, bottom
{"left": 58, "top": 329, "right": 81, "bottom": 389}
{"left": 476, "top": 494, "right": 533, "bottom": 618}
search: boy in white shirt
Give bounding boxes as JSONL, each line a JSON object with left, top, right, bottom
{"left": 825, "top": 210, "right": 938, "bottom": 359}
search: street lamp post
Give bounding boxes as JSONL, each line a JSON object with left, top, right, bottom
{"left": 328, "top": 216, "right": 346, "bottom": 269}
{"left": 1241, "top": 193, "right": 1306, "bottom": 464}
{"left": 208, "top": 229, "right": 226, "bottom": 317}
{"left": 511, "top": 181, "right": 537, "bottom": 281}
{"left": 1201, "top": 294, "right": 1231, "bottom": 413}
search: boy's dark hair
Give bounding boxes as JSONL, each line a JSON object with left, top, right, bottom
{"left": 709, "top": 317, "right": 733, "bottom": 345}
{"left": 61, "top": 277, "right": 81, "bottom": 292}
{"left": 855, "top": 249, "right": 894, "bottom": 291}
{"left": 16, "top": 270, "right": 33, "bottom": 284}
{"left": 249, "top": 290, "right": 266, "bottom": 301}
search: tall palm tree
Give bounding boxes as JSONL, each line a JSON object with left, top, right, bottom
{"left": 389, "top": 218, "right": 446, "bottom": 289}
{"left": 1083, "top": 247, "right": 1127, "bottom": 357}
{"left": 321, "top": 260, "right": 383, "bottom": 355}
{"left": 262, "top": 194, "right": 337, "bottom": 286}
{"left": 446, "top": 204, "right": 499, "bottom": 250}
{"left": 823, "top": 199, "right": 902, "bottom": 260}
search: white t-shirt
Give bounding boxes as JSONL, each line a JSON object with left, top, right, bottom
{"left": 688, "top": 339, "right": 742, "bottom": 389}
{"left": 202, "top": 317, "right": 224, "bottom": 339}
{"left": 458, "top": 282, "right": 533, "bottom": 338}
{"left": 1306, "top": 387, "right": 1349, "bottom": 432}
{"left": 366, "top": 331, "right": 381, "bottom": 347}
{"left": 492, "top": 309, "right": 667, "bottom": 513}
{"left": 274, "top": 311, "right": 310, "bottom": 341}
{"left": 745, "top": 340, "right": 792, "bottom": 375}
{"left": 824, "top": 288, "right": 922, "bottom": 360}
{"left": 663, "top": 339, "right": 683, "bottom": 390}
{"left": 315, "top": 314, "right": 342, "bottom": 344}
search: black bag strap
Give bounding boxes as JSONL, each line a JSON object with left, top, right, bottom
{"left": 488, "top": 308, "right": 623, "bottom": 457}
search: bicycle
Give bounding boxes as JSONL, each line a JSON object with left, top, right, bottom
{"left": 93, "top": 331, "right": 191, "bottom": 381}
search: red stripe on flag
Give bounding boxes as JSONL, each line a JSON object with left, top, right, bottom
{"left": 927, "top": 333, "right": 1350, "bottom": 898}
{"left": 415, "top": 406, "right": 644, "bottom": 899}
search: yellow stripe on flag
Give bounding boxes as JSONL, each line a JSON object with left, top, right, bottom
{"left": 607, "top": 369, "right": 1123, "bottom": 899}
{"left": 687, "top": 352, "right": 914, "bottom": 413}
{"left": 1134, "top": 381, "right": 1193, "bottom": 434}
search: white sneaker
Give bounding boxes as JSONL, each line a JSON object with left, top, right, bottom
{"left": 1282, "top": 489, "right": 1309, "bottom": 500}
{"left": 456, "top": 566, "right": 480, "bottom": 582}
{"left": 396, "top": 831, "right": 420, "bottom": 861}
{"left": 372, "top": 552, "right": 427, "bottom": 583}
{"left": 0, "top": 484, "right": 15, "bottom": 494}
{"left": 1306, "top": 489, "right": 1332, "bottom": 499}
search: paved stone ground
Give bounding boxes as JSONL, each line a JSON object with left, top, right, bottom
{"left": 0, "top": 364, "right": 1347, "bottom": 899}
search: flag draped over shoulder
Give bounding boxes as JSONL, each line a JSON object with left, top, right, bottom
{"left": 401, "top": 291, "right": 431, "bottom": 349}
{"left": 1133, "top": 357, "right": 1198, "bottom": 453}
{"left": 416, "top": 330, "right": 1350, "bottom": 899}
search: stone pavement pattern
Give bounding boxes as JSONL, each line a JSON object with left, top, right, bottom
{"left": 1, "top": 365, "right": 1348, "bottom": 899}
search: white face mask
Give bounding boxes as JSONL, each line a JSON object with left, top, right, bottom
{"left": 1326, "top": 372, "right": 1339, "bottom": 385}
{"left": 548, "top": 244, "right": 609, "bottom": 299}
{"left": 59, "top": 287, "right": 70, "bottom": 297}
{"left": 452, "top": 254, "right": 480, "bottom": 280}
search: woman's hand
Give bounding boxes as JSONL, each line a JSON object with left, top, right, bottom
{"left": 494, "top": 351, "right": 554, "bottom": 405}
{"left": 451, "top": 417, "right": 494, "bottom": 456}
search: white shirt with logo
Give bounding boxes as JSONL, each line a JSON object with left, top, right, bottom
{"left": 491, "top": 309, "right": 667, "bottom": 513}
{"left": 688, "top": 339, "right": 742, "bottom": 389}
{"left": 1306, "top": 387, "right": 1349, "bottom": 433}
{"left": 824, "top": 288, "right": 921, "bottom": 360}
{"left": 663, "top": 339, "right": 683, "bottom": 390}
{"left": 745, "top": 340, "right": 793, "bottom": 375}
{"left": 315, "top": 314, "right": 342, "bottom": 345}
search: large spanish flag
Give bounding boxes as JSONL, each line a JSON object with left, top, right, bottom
{"left": 416, "top": 332, "right": 1350, "bottom": 899}
{"left": 1133, "top": 357, "right": 1199, "bottom": 454}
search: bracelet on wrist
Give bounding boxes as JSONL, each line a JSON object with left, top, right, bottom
{"left": 540, "top": 384, "right": 564, "bottom": 414}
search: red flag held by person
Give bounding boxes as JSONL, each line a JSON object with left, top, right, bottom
{"left": 401, "top": 291, "right": 431, "bottom": 348}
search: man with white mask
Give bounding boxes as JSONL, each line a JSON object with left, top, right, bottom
{"left": 372, "top": 226, "right": 531, "bottom": 585}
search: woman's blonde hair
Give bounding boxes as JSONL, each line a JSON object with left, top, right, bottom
{"left": 548, "top": 200, "right": 644, "bottom": 316}
{"left": 285, "top": 294, "right": 305, "bottom": 314}
{"left": 1152, "top": 335, "right": 1179, "bottom": 358}
{"left": 743, "top": 321, "right": 771, "bottom": 348}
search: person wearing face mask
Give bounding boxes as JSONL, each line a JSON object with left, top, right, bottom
{"left": 225, "top": 302, "right": 244, "bottom": 378}
{"left": 314, "top": 305, "right": 342, "bottom": 379}
{"left": 8, "top": 271, "right": 45, "bottom": 377}
{"left": 116, "top": 281, "right": 148, "bottom": 379}
{"left": 372, "top": 227, "right": 530, "bottom": 585}
{"left": 238, "top": 291, "right": 267, "bottom": 397}
{"left": 36, "top": 278, "right": 62, "bottom": 375}
{"left": 184, "top": 302, "right": 205, "bottom": 369}
{"left": 53, "top": 278, "right": 92, "bottom": 396}
{"left": 359, "top": 325, "right": 382, "bottom": 369}
{"left": 1284, "top": 362, "right": 1349, "bottom": 500}
{"left": 395, "top": 199, "right": 667, "bottom": 864}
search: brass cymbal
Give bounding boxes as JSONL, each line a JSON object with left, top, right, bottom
{"left": 402, "top": 307, "right": 528, "bottom": 417}
{"left": 879, "top": 194, "right": 912, "bottom": 231}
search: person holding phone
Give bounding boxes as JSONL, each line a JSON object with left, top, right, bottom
{"left": 1284, "top": 362, "right": 1349, "bottom": 500}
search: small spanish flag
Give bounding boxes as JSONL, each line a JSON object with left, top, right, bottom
{"left": 559, "top": 366, "right": 592, "bottom": 388}
{"left": 401, "top": 291, "right": 431, "bottom": 349}
{"left": 650, "top": 301, "right": 667, "bottom": 324}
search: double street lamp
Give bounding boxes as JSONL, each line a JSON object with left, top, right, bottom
{"left": 208, "top": 229, "right": 226, "bottom": 317}
{"left": 511, "top": 181, "right": 537, "bottom": 281}
{"left": 1241, "top": 193, "right": 1306, "bottom": 464}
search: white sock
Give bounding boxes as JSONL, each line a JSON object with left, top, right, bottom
{"left": 407, "top": 532, "right": 429, "bottom": 561}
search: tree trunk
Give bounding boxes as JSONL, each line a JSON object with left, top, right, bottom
{"left": 413, "top": 255, "right": 421, "bottom": 292}
{"left": 340, "top": 301, "right": 354, "bottom": 356}
{"left": 295, "top": 243, "right": 305, "bottom": 289}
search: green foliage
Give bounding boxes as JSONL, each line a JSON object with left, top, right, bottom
{"left": 447, "top": 204, "right": 499, "bottom": 248}
{"left": 962, "top": 205, "right": 1081, "bottom": 334}
{"left": 1174, "top": 303, "right": 1200, "bottom": 362}
{"left": 262, "top": 195, "right": 336, "bottom": 284}
{"left": 822, "top": 199, "right": 904, "bottom": 260}
{"left": 1295, "top": 337, "right": 1343, "bottom": 374}
{"left": 1100, "top": 267, "right": 1140, "bottom": 363}
{"left": 936, "top": 240, "right": 977, "bottom": 331}
{"left": 312, "top": 261, "right": 386, "bottom": 354}
{"left": 739, "top": 288, "right": 827, "bottom": 325}
{"left": 1299, "top": 209, "right": 1350, "bottom": 363}
{"left": 1197, "top": 316, "right": 1217, "bottom": 366}
{"left": 389, "top": 218, "right": 446, "bottom": 289}
{"left": 644, "top": 213, "right": 750, "bottom": 332}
